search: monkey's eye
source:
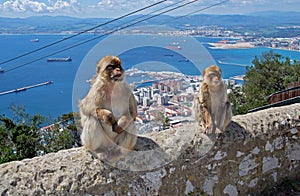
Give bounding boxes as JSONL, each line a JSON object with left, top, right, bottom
{"left": 107, "top": 64, "right": 122, "bottom": 71}
{"left": 106, "top": 64, "right": 115, "bottom": 70}
{"left": 209, "top": 73, "right": 220, "bottom": 78}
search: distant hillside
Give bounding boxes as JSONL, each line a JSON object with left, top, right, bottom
{"left": 0, "top": 11, "right": 299, "bottom": 36}
{"left": 0, "top": 16, "right": 111, "bottom": 34}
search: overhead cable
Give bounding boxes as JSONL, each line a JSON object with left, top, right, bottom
{"left": 0, "top": 0, "right": 167, "bottom": 67}
{"left": 161, "top": 0, "right": 230, "bottom": 25}
{"left": 5, "top": 0, "right": 230, "bottom": 73}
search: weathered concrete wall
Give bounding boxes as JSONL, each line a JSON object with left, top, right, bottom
{"left": 0, "top": 103, "right": 299, "bottom": 195}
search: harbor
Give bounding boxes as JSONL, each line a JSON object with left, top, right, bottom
{"left": 0, "top": 81, "right": 53, "bottom": 96}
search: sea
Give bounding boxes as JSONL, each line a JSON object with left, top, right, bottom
{"left": 0, "top": 34, "right": 299, "bottom": 120}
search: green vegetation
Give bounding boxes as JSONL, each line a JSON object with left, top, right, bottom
{"left": 154, "top": 111, "right": 170, "bottom": 129}
{"left": 261, "top": 178, "right": 299, "bottom": 195}
{"left": 1, "top": 51, "right": 299, "bottom": 164}
{"left": 0, "top": 105, "right": 81, "bottom": 164}
{"left": 229, "top": 50, "right": 300, "bottom": 115}
{"left": 188, "top": 187, "right": 206, "bottom": 196}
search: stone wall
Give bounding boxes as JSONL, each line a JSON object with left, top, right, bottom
{"left": 0, "top": 103, "right": 299, "bottom": 195}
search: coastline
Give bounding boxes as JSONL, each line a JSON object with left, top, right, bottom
{"left": 207, "top": 41, "right": 300, "bottom": 52}
{"left": 1, "top": 34, "right": 300, "bottom": 118}
{"left": 208, "top": 42, "right": 254, "bottom": 49}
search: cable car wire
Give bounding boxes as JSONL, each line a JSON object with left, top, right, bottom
{"left": 0, "top": 0, "right": 167, "bottom": 67}
{"left": 4, "top": 0, "right": 229, "bottom": 73}
{"left": 160, "top": 0, "right": 229, "bottom": 25}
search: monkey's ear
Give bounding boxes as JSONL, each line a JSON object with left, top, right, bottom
{"left": 96, "top": 60, "right": 104, "bottom": 74}
{"left": 216, "top": 65, "right": 222, "bottom": 74}
{"left": 202, "top": 69, "right": 206, "bottom": 77}
{"left": 96, "top": 65, "right": 101, "bottom": 74}
{"left": 213, "top": 64, "right": 220, "bottom": 71}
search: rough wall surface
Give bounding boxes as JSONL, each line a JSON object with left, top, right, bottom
{"left": 0, "top": 103, "right": 299, "bottom": 195}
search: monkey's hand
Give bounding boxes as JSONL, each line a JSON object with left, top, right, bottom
{"left": 96, "top": 108, "right": 116, "bottom": 126}
{"left": 112, "top": 115, "right": 133, "bottom": 134}
{"left": 112, "top": 123, "right": 124, "bottom": 134}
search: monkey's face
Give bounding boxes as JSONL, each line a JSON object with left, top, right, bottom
{"left": 97, "top": 56, "right": 124, "bottom": 82}
{"left": 203, "top": 65, "right": 222, "bottom": 86}
{"left": 206, "top": 71, "right": 221, "bottom": 86}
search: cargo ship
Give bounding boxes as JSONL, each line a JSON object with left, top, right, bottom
{"left": 46, "top": 57, "right": 72, "bottom": 62}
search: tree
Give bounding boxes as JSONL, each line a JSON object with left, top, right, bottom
{"left": 0, "top": 106, "right": 80, "bottom": 164}
{"left": 0, "top": 124, "right": 18, "bottom": 163}
{"left": 154, "top": 111, "right": 170, "bottom": 129}
{"left": 41, "top": 126, "right": 75, "bottom": 154}
{"left": 39, "top": 112, "right": 81, "bottom": 154}
{"left": 0, "top": 114, "right": 42, "bottom": 163}
{"left": 229, "top": 50, "right": 300, "bottom": 114}
{"left": 55, "top": 112, "right": 82, "bottom": 147}
{"left": 227, "top": 85, "right": 248, "bottom": 115}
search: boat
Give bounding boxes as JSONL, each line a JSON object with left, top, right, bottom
{"left": 165, "top": 42, "right": 181, "bottom": 50}
{"left": 46, "top": 57, "right": 72, "bottom": 62}
{"left": 30, "top": 38, "right": 39, "bottom": 42}
{"left": 15, "top": 87, "right": 27, "bottom": 92}
{"left": 0, "top": 67, "right": 4, "bottom": 73}
{"left": 178, "top": 59, "right": 189, "bottom": 62}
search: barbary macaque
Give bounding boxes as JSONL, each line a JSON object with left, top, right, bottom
{"left": 194, "top": 64, "right": 232, "bottom": 133}
{"left": 79, "top": 55, "right": 137, "bottom": 161}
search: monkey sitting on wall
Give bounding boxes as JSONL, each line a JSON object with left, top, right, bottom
{"left": 193, "top": 64, "right": 232, "bottom": 133}
{"left": 79, "top": 55, "right": 137, "bottom": 161}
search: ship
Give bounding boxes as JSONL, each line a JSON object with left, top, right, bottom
{"left": 165, "top": 42, "right": 181, "bottom": 50}
{"left": 0, "top": 67, "right": 4, "bottom": 73}
{"left": 46, "top": 57, "right": 72, "bottom": 62}
{"left": 15, "top": 87, "right": 27, "bottom": 92}
{"left": 178, "top": 58, "right": 189, "bottom": 62}
{"left": 30, "top": 38, "right": 39, "bottom": 42}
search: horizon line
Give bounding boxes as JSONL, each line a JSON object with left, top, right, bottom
{"left": 1, "top": 10, "right": 300, "bottom": 19}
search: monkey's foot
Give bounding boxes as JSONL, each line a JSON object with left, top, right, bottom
{"left": 84, "top": 147, "right": 107, "bottom": 160}
{"left": 204, "top": 126, "right": 213, "bottom": 134}
{"left": 200, "top": 123, "right": 212, "bottom": 132}
{"left": 215, "top": 128, "right": 223, "bottom": 135}
{"left": 106, "top": 149, "right": 124, "bottom": 163}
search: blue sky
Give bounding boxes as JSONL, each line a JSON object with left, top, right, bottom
{"left": 0, "top": 0, "right": 299, "bottom": 18}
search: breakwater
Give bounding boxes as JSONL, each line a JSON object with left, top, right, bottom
{"left": 0, "top": 81, "right": 53, "bottom": 96}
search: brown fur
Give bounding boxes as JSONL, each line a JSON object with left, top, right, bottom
{"left": 199, "top": 82, "right": 212, "bottom": 128}
{"left": 193, "top": 64, "right": 232, "bottom": 133}
{"left": 79, "top": 55, "right": 137, "bottom": 161}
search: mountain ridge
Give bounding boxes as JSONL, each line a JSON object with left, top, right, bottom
{"left": 0, "top": 11, "right": 299, "bottom": 35}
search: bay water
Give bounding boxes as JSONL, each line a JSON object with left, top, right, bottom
{"left": 0, "top": 34, "right": 299, "bottom": 119}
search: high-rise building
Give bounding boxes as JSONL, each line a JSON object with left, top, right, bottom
{"left": 143, "top": 97, "right": 150, "bottom": 107}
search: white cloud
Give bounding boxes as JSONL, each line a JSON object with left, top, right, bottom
{"left": 1, "top": 0, "right": 80, "bottom": 15}
{"left": 47, "top": 0, "right": 70, "bottom": 12}
{"left": 96, "top": 0, "right": 151, "bottom": 11}
{"left": 3, "top": 0, "right": 46, "bottom": 12}
{"left": 0, "top": 0, "right": 299, "bottom": 18}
